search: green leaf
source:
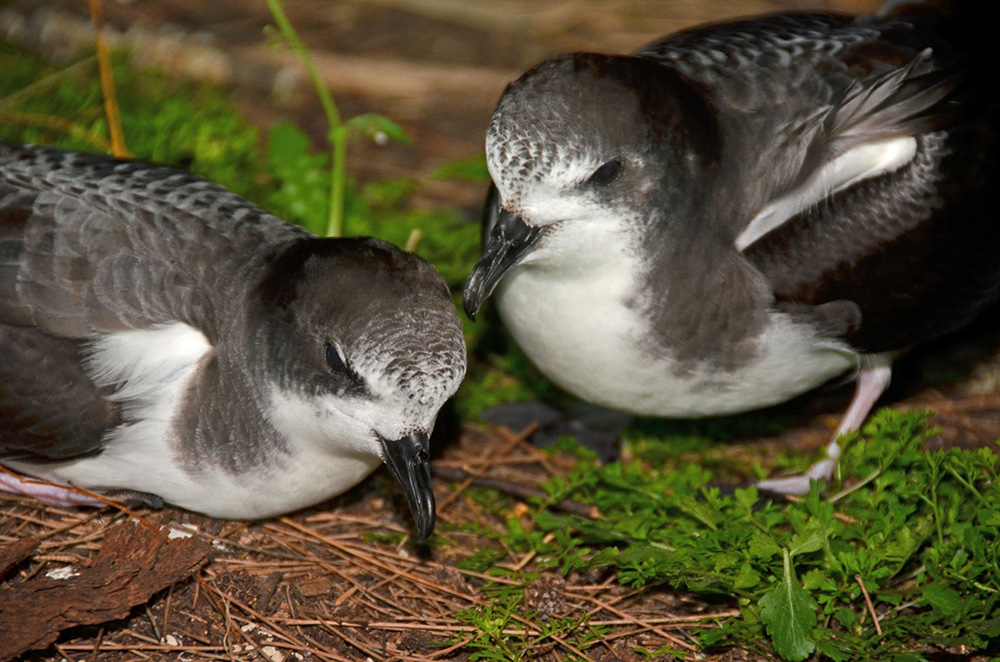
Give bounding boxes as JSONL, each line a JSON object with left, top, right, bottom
{"left": 267, "top": 119, "right": 311, "bottom": 163}
{"left": 978, "top": 616, "right": 1000, "bottom": 638}
{"left": 759, "top": 549, "right": 817, "bottom": 661}
{"left": 815, "top": 636, "right": 853, "bottom": 662}
{"left": 734, "top": 562, "right": 762, "bottom": 589}
{"left": 921, "top": 584, "right": 964, "bottom": 619}
{"left": 456, "top": 549, "right": 508, "bottom": 573}
{"left": 749, "top": 531, "right": 781, "bottom": 559}
{"left": 833, "top": 606, "right": 856, "bottom": 629}
{"left": 801, "top": 568, "right": 827, "bottom": 591}
{"left": 789, "top": 528, "right": 824, "bottom": 558}
{"left": 734, "top": 486, "right": 760, "bottom": 513}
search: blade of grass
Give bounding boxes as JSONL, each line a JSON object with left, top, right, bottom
{"left": 87, "top": 0, "right": 129, "bottom": 157}
{"left": 265, "top": 0, "right": 346, "bottom": 238}
{"left": 0, "top": 58, "right": 97, "bottom": 111}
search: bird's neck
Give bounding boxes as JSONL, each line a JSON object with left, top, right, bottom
{"left": 171, "top": 351, "right": 288, "bottom": 473}
{"left": 638, "top": 220, "right": 774, "bottom": 368}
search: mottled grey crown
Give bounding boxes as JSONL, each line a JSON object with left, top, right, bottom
{"left": 254, "top": 237, "right": 466, "bottom": 417}
{"left": 486, "top": 54, "right": 719, "bottom": 207}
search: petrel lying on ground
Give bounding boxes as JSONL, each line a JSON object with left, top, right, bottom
{"left": 0, "top": 144, "right": 466, "bottom": 539}
{"left": 464, "top": 2, "right": 999, "bottom": 492}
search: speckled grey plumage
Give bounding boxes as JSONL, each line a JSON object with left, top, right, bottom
{"left": 0, "top": 144, "right": 466, "bottom": 524}
{"left": 0, "top": 146, "right": 305, "bottom": 465}
{"left": 481, "top": 8, "right": 997, "bottom": 373}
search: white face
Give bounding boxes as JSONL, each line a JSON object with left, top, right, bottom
{"left": 266, "top": 322, "right": 466, "bottom": 461}
{"left": 502, "top": 163, "right": 605, "bottom": 223}
{"left": 488, "top": 154, "right": 648, "bottom": 280}
{"left": 267, "top": 386, "right": 426, "bottom": 461}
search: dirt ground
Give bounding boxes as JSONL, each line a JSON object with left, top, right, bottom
{"left": 3, "top": 1, "right": 1000, "bottom": 661}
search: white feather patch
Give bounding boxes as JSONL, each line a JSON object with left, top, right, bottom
{"left": 85, "top": 323, "right": 212, "bottom": 414}
{"left": 736, "top": 136, "right": 917, "bottom": 251}
{"left": 7, "top": 323, "right": 214, "bottom": 510}
{"left": 82, "top": 322, "right": 212, "bottom": 464}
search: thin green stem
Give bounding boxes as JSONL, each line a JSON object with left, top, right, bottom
{"left": 944, "top": 463, "right": 986, "bottom": 505}
{"left": 828, "top": 467, "right": 882, "bottom": 504}
{"left": 265, "top": 0, "right": 345, "bottom": 237}
{"left": 329, "top": 126, "right": 347, "bottom": 237}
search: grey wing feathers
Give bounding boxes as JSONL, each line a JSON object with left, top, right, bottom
{"left": 795, "top": 48, "right": 960, "bottom": 187}
{"left": 638, "top": 12, "right": 998, "bottom": 353}
{"left": 639, "top": 13, "right": 963, "bottom": 204}
{"left": 0, "top": 143, "right": 303, "bottom": 461}
{"left": 0, "top": 325, "right": 118, "bottom": 460}
{"left": 825, "top": 49, "right": 958, "bottom": 144}
{"left": 0, "top": 143, "right": 306, "bottom": 337}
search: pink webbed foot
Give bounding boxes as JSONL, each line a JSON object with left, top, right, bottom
{"left": 756, "top": 354, "right": 893, "bottom": 495}
{"left": 0, "top": 469, "right": 105, "bottom": 507}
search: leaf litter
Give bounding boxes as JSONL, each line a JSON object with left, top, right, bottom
{"left": 0, "top": 424, "right": 741, "bottom": 662}
{"left": 2, "top": 391, "right": 999, "bottom": 661}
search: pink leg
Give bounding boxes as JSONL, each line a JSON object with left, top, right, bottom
{"left": 0, "top": 468, "right": 105, "bottom": 507}
{"left": 757, "top": 354, "right": 893, "bottom": 495}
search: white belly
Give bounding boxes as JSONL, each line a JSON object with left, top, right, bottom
{"left": 496, "top": 257, "right": 856, "bottom": 418}
{"left": 6, "top": 323, "right": 382, "bottom": 518}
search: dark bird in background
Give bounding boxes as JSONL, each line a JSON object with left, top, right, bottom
{"left": 0, "top": 144, "right": 466, "bottom": 539}
{"left": 464, "top": 1, "right": 999, "bottom": 492}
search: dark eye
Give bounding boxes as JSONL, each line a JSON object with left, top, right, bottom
{"left": 588, "top": 159, "right": 623, "bottom": 186}
{"left": 325, "top": 343, "right": 346, "bottom": 372}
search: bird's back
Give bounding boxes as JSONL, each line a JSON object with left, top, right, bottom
{"left": 638, "top": 8, "right": 1000, "bottom": 352}
{"left": 0, "top": 144, "right": 303, "bottom": 463}
{"left": 0, "top": 144, "right": 307, "bottom": 338}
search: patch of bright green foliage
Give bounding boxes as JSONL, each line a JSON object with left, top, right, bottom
{"left": 509, "top": 409, "right": 1000, "bottom": 660}
{"left": 0, "top": 49, "right": 267, "bottom": 202}
{"left": 450, "top": 581, "right": 611, "bottom": 662}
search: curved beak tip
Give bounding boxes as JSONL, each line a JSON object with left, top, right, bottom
{"left": 461, "top": 282, "right": 483, "bottom": 321}
{"left": 413, "top": 495, "right": 436, "bottom": 542}
{"left": 379, "top": 432, "right": 436, "bottom": 540}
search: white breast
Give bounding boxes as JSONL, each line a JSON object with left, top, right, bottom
{"left": 7, "top": 323, "right": 388, "bottom": 518}
{"left": 496, "top": 222, "right": 856, "bottom": 417}
{"left": 8, "top": 322, "right": 217, "bottom": 504}
{"left": 496, "top": 221, "right": 653, "bottom": 407}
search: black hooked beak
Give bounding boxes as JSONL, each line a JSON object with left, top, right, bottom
{"left": 379, "top": 431, "right": 435, "bottom": 541}
{"left": 463, "top": 200, "right": 543, "bottom": 320}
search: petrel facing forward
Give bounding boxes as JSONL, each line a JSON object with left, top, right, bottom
{"left": 465, "top": 4, "right": 999, "bottom": 492}
{"left": 0, "top": 144, "right": 466, "bottom": 539}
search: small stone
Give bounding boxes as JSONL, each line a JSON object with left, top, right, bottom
{"left": 168, "top": 525, "right": 197, "bottom": 539}
{"left": 261, "top": 645, "right": 285, "bottom": 662}
{"left": 45, "top": 566, "right": 79, "bottom": 580}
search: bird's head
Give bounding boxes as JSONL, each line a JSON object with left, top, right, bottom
{"left": 464, "top": 53, "right": 720, "bottom": 319}
{"left": 255, "top": 237, "right": 466, "bottom": 540}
